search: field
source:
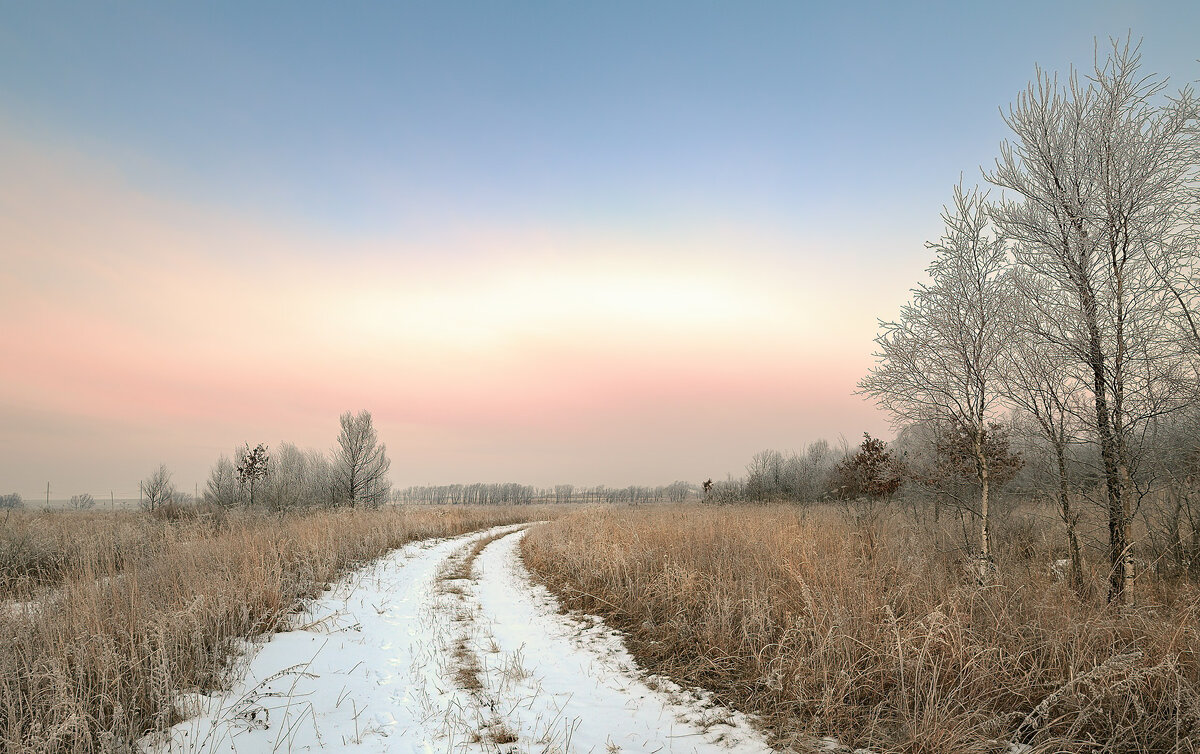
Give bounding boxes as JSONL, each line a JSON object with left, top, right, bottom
{"left": 524, "top": 503, "right": 1200, "bottom": 754}
{"left": 3, "top": 501, "right": 1197, "bottom": 753}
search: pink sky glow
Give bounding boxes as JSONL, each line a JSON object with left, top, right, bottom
{"left": 1, "top": 131, "right": 919, "bottom": 497}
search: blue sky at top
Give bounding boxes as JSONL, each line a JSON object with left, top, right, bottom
{"left": 3, "top": 1, "right": 1195, "bottom": 242}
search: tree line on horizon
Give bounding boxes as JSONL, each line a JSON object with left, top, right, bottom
{"left": 395, "top": 480, "right": 694, "bottom": 506}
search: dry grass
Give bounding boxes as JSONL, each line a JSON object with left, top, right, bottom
{"left": 451, "top": 636, "right": 485, "bottom": 691}
{"left": 0, "top": 509, "right": 161, "bottom": 599}
{"left": 522, "top": 503, "right": 1200, "bottom": 754}
{"left": 0, "top": 504, "right": 551, "bottom": 752}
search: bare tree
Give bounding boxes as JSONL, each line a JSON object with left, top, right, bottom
{"left": 69, "top": 493, "right": 96, "bottom": 510}
{"left": 140, "top": 464, "right": 177, "bottom": 512}
{"left": 204, "top": 454, "right": 239, "bottom": 509}
{"left": 999, "top": 271, "right": 1091, "bottom": 591}
{"left": 0, "top": 493, "right": 23, "bottom": 510}
{"left": 334, "top": 410, "right": 391, "bottom": 508}
{"left": 665, "top": 481, "right": 692, "bottom": 503}
{"left": 987, "top": 38, "right": 1198, "bottom": 603}
{"left": 746, "top": 449, "right": 785, "bottom": 501}
{"left": 1139, "top": 410, "right": 1200, "bottom": 577}
{"left": 260, "top": 442, "right": 337, "bottom": 510}
{"left": 859, "top": 184, "right": 1011, "bottom": 574}
{"left": 742, "top": 442, "right": 843, "bottom": 502}
{"left": 261, "top": 442, "right": 303, "bottom": 511}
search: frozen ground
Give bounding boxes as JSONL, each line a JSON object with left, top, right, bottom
{"left": 141, "top": 524, "right": 776, "bottom": 754}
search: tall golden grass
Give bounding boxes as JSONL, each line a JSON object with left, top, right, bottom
{"left": 523, "top": 504, "right": 1200, "bottom": 754}
{"left": 0, "top": 509, "right": 157, "bottom": 599}
{"left": 0, "top": 505, "right": 549, "bottom": 752}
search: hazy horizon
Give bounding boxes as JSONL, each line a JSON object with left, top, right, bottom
{"left": 4, "top": 2, "right": 1199, "bottom": 497}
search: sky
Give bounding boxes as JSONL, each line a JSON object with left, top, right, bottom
{"left": 2, "top": 2, "right": 1199, "bottom": 497}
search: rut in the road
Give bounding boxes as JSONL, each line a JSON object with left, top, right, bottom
{"left": 432, "top": 528, "right": 528, "bottom": 747}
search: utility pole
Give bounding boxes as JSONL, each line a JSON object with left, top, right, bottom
{"left": 46, "top": 482, "right": 50, "bottom": 508}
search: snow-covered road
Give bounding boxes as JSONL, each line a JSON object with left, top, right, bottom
{"left": 143, "top": 524, "right": 775, "bottom": 754}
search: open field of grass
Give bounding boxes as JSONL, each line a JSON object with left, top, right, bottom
{"left": 0, "top": 504, "right": 554, "bottom": 752}
{"left": 0, "top": 508, "right": 187, "bottom": 600}
{"left": 523, "top": 503, "right": 1200, "bottom": 754}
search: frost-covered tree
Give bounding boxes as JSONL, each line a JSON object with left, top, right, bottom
{"left": 987, "top": 38, "right": 1199, "bottom": 603}
{"left": 69, "top": 493, "right": 95, "bottom": 510}
{"left": 260, "top": 442, "right": 337, "bottom": 510}
{"left": 999, "top": 271, "right": 1091, "bottom": 591}
{"left": 746, "top": 450, "right": 786, "bottom": 501}
{"left": 665, "top": 481, "right": 692, "bottom": 503}
{"left": 204, "top": 454, "right": 239, "bottom": 509}
{"left": 742, "top": 441, "right": 844, "bottom": 502}
{"left": 553, "top": 484, "right": 575, "bottom": 504}
{"left": 860, "top": 184, "right": 1011, "bottom": 571}
{"left": 333, "top": 411, "right": 391, "bottom": 508}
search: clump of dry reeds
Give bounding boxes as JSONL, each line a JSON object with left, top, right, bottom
{"left": 0, "top": 505, "right": 549, "bottom": 752}
{"left": 522, "top": 504, "right": 1200, "bottom": 754}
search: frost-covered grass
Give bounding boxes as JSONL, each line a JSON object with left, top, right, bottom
{"left": 522, "top": 504, "right": 1200, "bottom": 754}
{"left": 0, "top": 508, "right": 158, "bottom": 598}
{"left": 0, "top": 505, "right": 552, "bottom": 752}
